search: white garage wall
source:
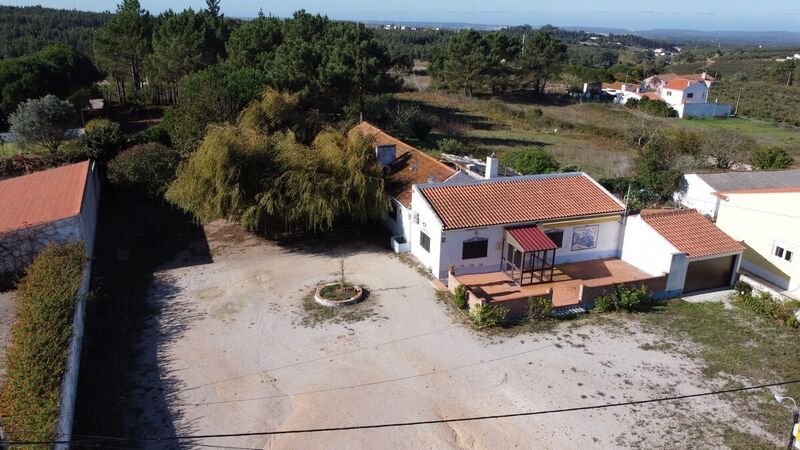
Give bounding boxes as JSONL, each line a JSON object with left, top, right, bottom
{"left": 674, "top": 174, "right": 719, "bottom": 218}
{"left": 621, "top": 215, "right": 678, "bottom": 277}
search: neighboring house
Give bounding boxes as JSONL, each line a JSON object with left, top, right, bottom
{"left": 622, "top": 209, "right": 744, "bottom": 296}
{"left": 659, "top": 77, "right": 731, "bottom": 118}
{"left": 644, "top": 72, "right": 717, "bottom": 91}
{"left": 601, "top": 82, "right": 645, "bottom": 104}
{"left": 676, "top": 170, "right": 800, "bottom": 294}
{"left": 676, "top": 170, "right": 800, "bottom": 218}
{"left": 0, "top": 160, "right": 100, "bottom": 276}
{"left": 352, "top": 122, "right": 472, "bottom": 252}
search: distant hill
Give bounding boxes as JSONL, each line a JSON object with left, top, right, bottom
{"left": 635, "top": 29, "right": 800, "bottom": 46}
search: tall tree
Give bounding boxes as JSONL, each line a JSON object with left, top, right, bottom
{"left": 432, "top": 30, "right": 491, "bottom": 96}
{"left": 516, "top": 30, "right": 567, "bottom": 95}
{"left": 93, "top": 0, "right": 152, "bottom": 100}
{"left": 9, "top": 95, "right": 77, "bottom": 152}
{"left": 225, "top": 16, "right": 283, "bottom": 69}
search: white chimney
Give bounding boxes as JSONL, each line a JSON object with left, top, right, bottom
{"left": 375, "top": 144, "right": 396, "bottom": 166}
{"left": 485, "top": 154, "right": 499, "bottom": 179}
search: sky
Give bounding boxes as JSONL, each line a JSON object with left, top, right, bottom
{"left": 6, "top": 0, "right": 800, "bottom": 31}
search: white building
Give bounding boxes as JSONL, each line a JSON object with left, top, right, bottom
{"left": 0, "top": 160, "right": 100, "bottom": 277}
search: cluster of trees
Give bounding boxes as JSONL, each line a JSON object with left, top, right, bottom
{"left": 0, "top": 44, "right": 99, "bottom": 127}
{"left": 92, "top": 1, "right": 402, "bottom": 114}
{"left": 429, "top": 29, "right": 568, "bottom": 96}
{"left": 165, "top": 89, "right": 390, "bottom": 235}
{"left": 0, "top": 5, "right": 110, "bottom": 58}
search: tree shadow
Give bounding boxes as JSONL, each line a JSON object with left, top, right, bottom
{"left": 275, "top": 223, "right": 392, "bottom": 259}
{"left": 72, "top": 188, "right": 212, "bottom": 448}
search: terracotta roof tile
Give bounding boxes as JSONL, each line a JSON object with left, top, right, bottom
{"left": 420, "top": 174, "right": 625, "bottom": 230}
{"left": 352, "top": 122, "right": 456, "bottom": 207}
{"left": 0, "top": 161, "right": 90, "bottom": 234}
{"left": 663, "top": 78, "right": 696, "bottom": 91}
{"left": 506, "top": 225, "right": 558, "bottom": 251}
{"left": 640, "top": 209, "right": 744, "bottom": 258}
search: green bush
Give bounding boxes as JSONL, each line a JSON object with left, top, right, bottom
{"left": 527, "top": 296, "right": 553, "bottom": 321}
{"left": 107, "top": 143, "right": 181, "bottom": 199}
{"left": 437, "top": 137, "right": 468, "bottom": 155}
{"left": 750, "top": 146, "right": 794, "bottom": 170}
{"left": 471, "top": 302, "right": 509, "bottom": 327}
{"left": 0, "top": 242, "right": 87, "bottom": 446}
{"left": 84, "top": 118, "right": 126, "bottom": 162}
{"left": 453, "top": 284, "right": 469, "bottom": 309}
{"left": 594, "top": 284, "right": 650, "bottom": 312}
{"left": 734, "top": 280, "right": 753, "bottom": 296}
{"left": 625, "top": 97, "right": 675, "bottom": 118}
{"left": 501, "top": 146, "right": 561, "bottom": 175}
{"left": 734, "top": 290, "right": 799, "bottom": 329}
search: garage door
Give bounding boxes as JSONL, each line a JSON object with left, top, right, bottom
{"left": 683, "top": 255, "right": 737, "bottom": 294}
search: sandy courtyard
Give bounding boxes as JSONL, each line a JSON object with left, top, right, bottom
{"left": 129, "top": 221, "right": 767, "bottom": 449}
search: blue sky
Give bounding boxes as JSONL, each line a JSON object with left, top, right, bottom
{"left": 6, "top": 0, "right": 800, "bottom": 31}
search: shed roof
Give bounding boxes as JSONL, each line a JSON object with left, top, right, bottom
{"left": 639, "top": 209, "right": 744, "bottom": 259}
{"left": 694, "top": 170, "right": 800, "bottom": 193}
{"left": 506, "top": 225, "right": 558, "bottom": 252}
{"left": 352, "top": 122, "right": 456, "bottom": 207}
{"left": 419, "top": 173, "right": 625, "bottom": 230}
{"left": 0, "top": 161, "right": 90, "bottom": 235}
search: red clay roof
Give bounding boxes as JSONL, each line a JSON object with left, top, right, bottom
{"left": 420, "top": 174, "right": 625, "bottom": 230}
{"left": 663, "top": 78, "right": 696, "bottom": 91}
{"left": 0, "top": 161, "right": 90, "bottom": 234}
{"left": 640, "top": 209, "right": 744, "bottom": 259}
{"left": 506, "top": 225, "right": 558, "bottom": 252}
{"left": 352, "top": 122, "right": 456, "bottom": 207}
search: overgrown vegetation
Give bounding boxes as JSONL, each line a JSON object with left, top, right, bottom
{"left": 107, "top": 143, "right": 181, "bottom": 198}
{"left": 165, "top": 89, "right": 390, "bottom": 236}
{"left": 453, "top": 284, "right": 469, "bottom": 309}
{"left": 594, "top": 284, "right": 650, "bottom": 312}
{"left": 527, "top": 296, "right": 554, "bottom": 320}
{"left": 624, "top": 97, "right": 675, "bottom": 117}
{"left": 732, "top": 281, "right": 800, "bottom": 329}
{"left": 501, "top": 145, "right": 561, "bottom": 174}
{"left": 750, "top": 146, "right": 795, "bottom": 170}
{"left": 0, "top": 242, "right": 88, "bottom": 447}
{"left": 471, "top": 302, "right": 510, "bottom": 327}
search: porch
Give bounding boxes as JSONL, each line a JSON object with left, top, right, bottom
{"left": 451, "top": 258, "right": 666, "bottom": 313}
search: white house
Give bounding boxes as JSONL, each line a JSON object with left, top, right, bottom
{"left": 0, "top": 160, "right": 100, "bottom": 276}
{"left": 659, "top": 77, "right": 732, "bottom": 118}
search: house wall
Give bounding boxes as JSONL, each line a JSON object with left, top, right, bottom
{"left": 661, "top": 82, "right": 708, "bottom": 107}
{"left": 715, "top": 192, "right": 800, "bottom": 291}
{"left": 674, "top": 174, "right": 719, "bottom": 218}
{"left": 78, "top": 161, "right": 100, "bottom": 256}
{"left": 0, "top": 217, "right": 83, "bottom": 275}
{"left": 409, "top": 187, "right": 445, "bottom": 277}
{"left": 541, "top": 217, "right": 624, "bottom": 264}
{"left": 674, "top": 102, "right": 733, "bottom": 119}
{"left": 620, "top": 215, "right": 678, "bottom": 277}
{"left": 384, "top": 199, "right": 412, "bottom": 240}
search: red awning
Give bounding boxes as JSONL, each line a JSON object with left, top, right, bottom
{"left": 506, "top": 225, "right": 558, "bottom": 252}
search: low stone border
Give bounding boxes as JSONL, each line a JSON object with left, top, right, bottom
{"left": 314, "top": 282, "right": 365, "bottom": 308}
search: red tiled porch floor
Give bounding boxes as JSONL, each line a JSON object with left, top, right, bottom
{"left": 456, "top": 258, "right": 656, "bottom": 307}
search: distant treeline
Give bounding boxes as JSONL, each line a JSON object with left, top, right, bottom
{"left": 0, "top": 5, "right": 111, "bottom": 59}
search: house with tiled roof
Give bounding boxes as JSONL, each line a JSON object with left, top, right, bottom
{"left": 0, "top": 160, "right": 99, "bottom": 276}
{"left": 352, "top": 122, "right": 471, "bottom": 251}
{"left": 622, "top": 209, "right": 744, "bottom": 296}
{"left": 677, "top": 170, "right": 800, "bottom": 296}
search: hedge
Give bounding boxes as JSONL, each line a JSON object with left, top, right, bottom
{"left": 0, "top": 242, "right": 88, "bottom": 448}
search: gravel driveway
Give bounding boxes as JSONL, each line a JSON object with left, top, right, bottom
{"left": 132, "top": 221, "right": 764, "bottom": 449}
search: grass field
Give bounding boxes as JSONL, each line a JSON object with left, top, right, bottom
{"left": 394, "top": 91, "right": 800, "bottom": 177}
{"left": 641, "top": 299, "right": 800, "bottom": 448}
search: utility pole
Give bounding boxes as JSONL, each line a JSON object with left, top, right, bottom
{"left": 735, "top": 88, "right": 743, "bottom": 116}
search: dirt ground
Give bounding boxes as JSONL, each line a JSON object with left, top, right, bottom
{"left": 0, "top": 291, "right": 15, "bottom": 380}
{"left": 132, "top": 221, "right": 770, "bottom": 449}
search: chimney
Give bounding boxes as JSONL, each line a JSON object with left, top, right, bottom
{"left": 701, "top": 71, "right": 707, "bottom": 80}
{"left": 485, "top": 154, "right": 499, "bottom": 179}
{"left": 375, "top": 144, "right": 396, "bottom": 166}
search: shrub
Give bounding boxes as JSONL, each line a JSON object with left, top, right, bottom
{"left": 734, "top": 289, "right": 799, "bottom": 329}
{"left": 527, "top": 296, "right": 554, "bottom": 321}
{"left": 734, "top": 280, "right": 753, "bottom": 296}
{"left": 0, "top": 242, "right": 87, "bottom": 445}
{"left": 107, "top": 143, "right": 181, "bottom": 199}
{"left": 8, "top": 95, "right": 77, "bottom": 152}
{"left": 437, "top": 137, "right": 468, "bottom": 155}
{"left": 625, "top": 97, "right": 675, "bottom": 118}
{"left": 84, "top": 118, "right": 126, "bottom": 162}
{"left": 471, "top": 302, "right": 509, "bottom": 327}
{"left": 750, "top": 146, "right": 794, "bottom": 170}
{"left": 453, "top": 284, "right": 469, "bottom": 309}
{"left": 501, "top": 146, "right": 560, "bottom": 175}
{"left": 594, "top": 284, "right": 650, "bottom": 312}
{"left": 409, "top": 117, "right": 433, "bottom": 139}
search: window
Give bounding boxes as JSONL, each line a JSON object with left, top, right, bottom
{"left": 774, "top": 244, "right": 795, "bottom": 262}
{"left": 687, "top": 93, "right": 694, "bottom": 98}
{"left": 545, "top": 230, "right": 564, "bottom": 248}
{"left": 389, "top": 201, "right": 399, "bottom": 222}
{"left": 420, "top": 231, "right": 430, "bottom": 252}
{"left": 462, "top": 238, "right": 488, "bottom": 260}
{"left": 666, "top": 91, "right": 672, "bottom": 96}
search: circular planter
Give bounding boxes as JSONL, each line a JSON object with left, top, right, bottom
{"left": 314, "top": 282, "right": 365, "bottom": 308}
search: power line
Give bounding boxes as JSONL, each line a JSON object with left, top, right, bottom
{"left": 4, "top": 379, "right": 799, "bottom": 446}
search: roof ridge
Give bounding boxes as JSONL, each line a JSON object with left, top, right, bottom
{"left": 641, "top": 208, "right": 696, "bottom": 218}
